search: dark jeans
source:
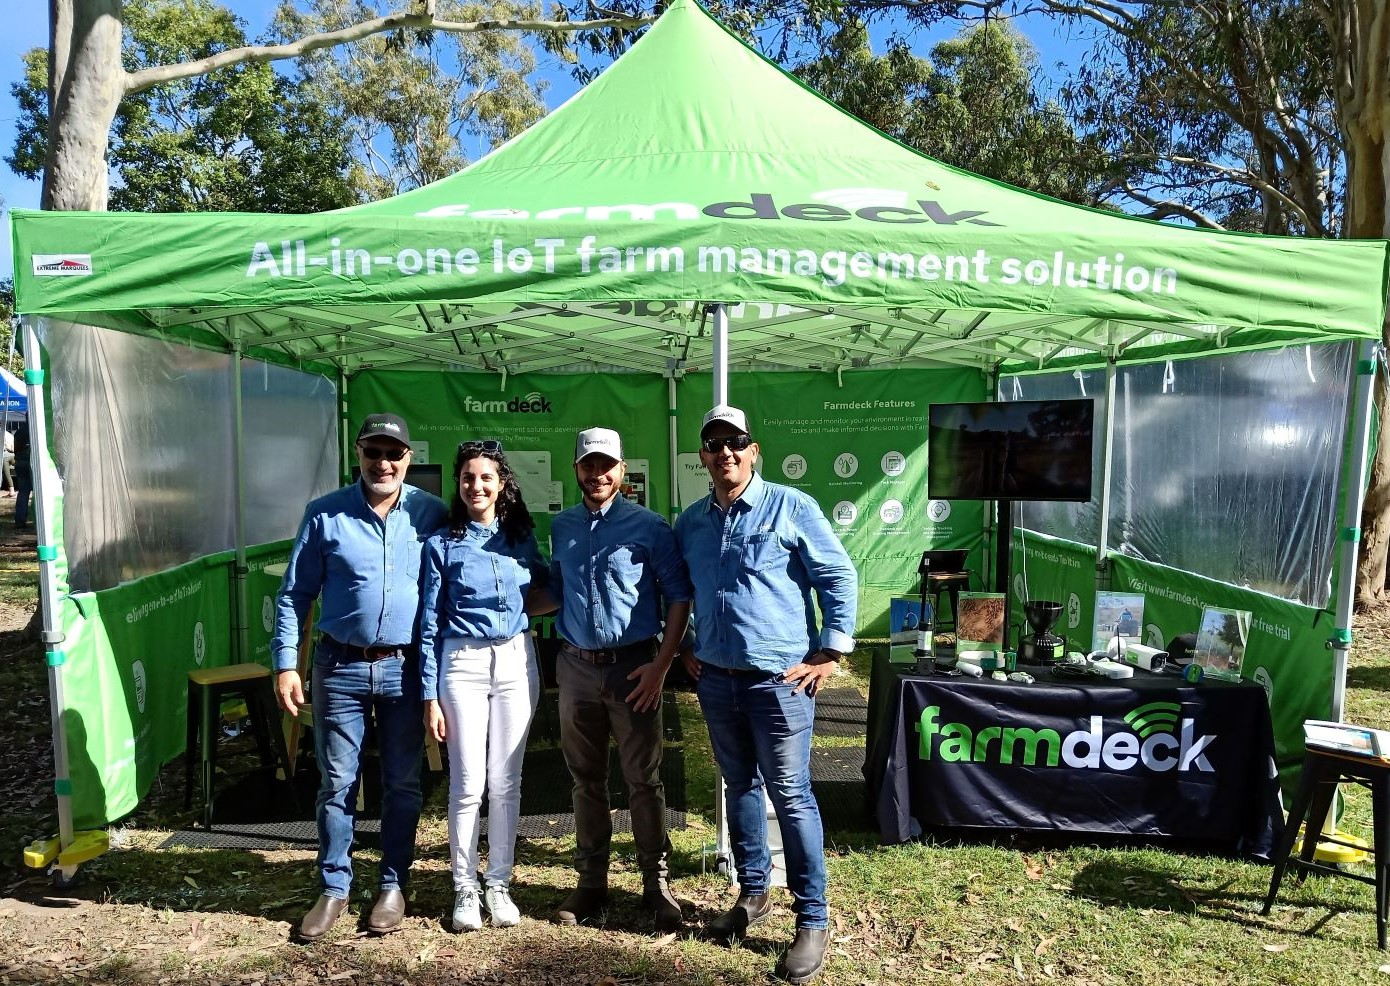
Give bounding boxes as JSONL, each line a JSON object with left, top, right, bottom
{"left": 557, "top": 644, "right": 670, "bottom": 887}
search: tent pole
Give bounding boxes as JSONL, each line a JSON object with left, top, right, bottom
{"left": 1330, "top": 337, "right": 1381, "bottom": 721}
{"left": 229, "top": 335, "right": 250, "bottom": 663}
{"left": 1094, "top": 352, "right": 1119, "bottom": 591}
{"left": 2, "top": 320, "right": 16, "bottom": 440}
{"left": 24, "top": 317, "right": 75, "bottom": 854}
{"left": 339, "top": 364, "right": 350, "bottom": 484}
{"left": 710, "top": 304, "right": 729, "bottom": 406}
{"left": 667, "top": 374, "right": 679, "bottom": 522}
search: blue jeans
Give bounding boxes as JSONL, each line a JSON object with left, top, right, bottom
{"left": 696, "top": 666, "right": 828, "bottom": 929}
{"left": 311, "top": 645, "right": 424, "bottom": 899}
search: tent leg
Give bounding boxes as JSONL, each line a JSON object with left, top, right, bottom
{"left": 710, "top": 304, "right": 729, "bottom": 407}
{"left": 229, "top": 336, "right": 250, "bottom": 663}
{"left": 1094, "top": 352, "right": 1119, "bottom": 591}
{"left": 1330, "top": 338, "right": 1381, "bottom": 720}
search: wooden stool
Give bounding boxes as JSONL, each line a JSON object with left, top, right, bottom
{"left": 926, "top": 572, "right": 971, "bottom": 636}
{"left": 1261, "top": 746, "right": 1390, "bottom": 948}
{"left": 184, "top": 663, "right": 294, "bottom": 829}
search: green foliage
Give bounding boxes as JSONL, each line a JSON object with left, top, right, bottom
{"left": 273, "top": 0, "right": 547, "bottom": 197}
{"left": 8, "top": 0, "right": 361, "bottom": 213}
{"left": 793, "top": 19, "right": 1113, "bottom": 205}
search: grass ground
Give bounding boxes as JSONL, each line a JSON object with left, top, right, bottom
{"left": 2, "top": 502, "right": 1390, "bottom": 984}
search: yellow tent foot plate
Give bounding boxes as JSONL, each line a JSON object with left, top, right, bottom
{"left": 22, "top": 837, "right": 59, "bottom": 869}
{"left": 1298, "top": 827, "right": 1370, "bottom": 865}
{"left": 56, "top": 831, "right": 109, "bottom": 868}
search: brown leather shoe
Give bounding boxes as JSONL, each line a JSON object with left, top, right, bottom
{"left": 780, "top": 927, "right": 829, "bottom": 984}
{"left": 554, "top": 886, "right": 609, "bottom": 926}
{"left": 708, "top": 892, "right": 772, "bottom": 939}
{"left": 642, "top": 877, "right": 684, "bottom": 932}
{"left": 367, "top": 887, "right": 406, "bottom": 934}
{"left": 298, "top": 894, "right": 348, "bottom": 941}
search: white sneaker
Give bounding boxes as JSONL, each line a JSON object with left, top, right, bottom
{"left": 485, "top": 884, "right": 521, "bottom": 927}
{"left": 451, "top": 887, "right": 482, "bottom": 932}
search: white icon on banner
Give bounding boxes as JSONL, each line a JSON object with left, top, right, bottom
{"left": 879, "top": 499, "right": 904, "bottom": 524}
{"left": 262, "top": 595, "right": 274, "bottom": 633}
{"left": 834, "top": 452, "right": 858, "bottom": 478}
{"left": 881, "top": 451, "right": 906, "bottom": 476}
{"left": 833, "top": 501, "right": 858, "bottom": 526}
{"left": 781, "top": 454, "right": 807, "bottom": 480}
{"left": 193, "top": 621, "right": 206, "bottom": 666}
{"left": 927, "top": 500, "right": 951, "bottom": 523}
{"left": 132, "top": 660, "right": 148, "bottom": 714}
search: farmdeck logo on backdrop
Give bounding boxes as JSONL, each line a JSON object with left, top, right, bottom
{"left": 32, "top": 254, "right": 92, "bottom": 276}
{"left": 914, "top": 700, "right": 1216, "bottom": 773}
{"left": 416, "top": 187, "right": 1000, "bottom": 227}
{"left": 462, "top": 391, "right": 553, "bottom": 414}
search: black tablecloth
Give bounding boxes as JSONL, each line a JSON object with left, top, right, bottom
{"left": 865, "top": 650, "right": 1284, "bottom": 857}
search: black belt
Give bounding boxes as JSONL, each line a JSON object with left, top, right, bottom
{"left": 320, "top": 635, "right": 410, "bottom": 663}
{"left": 561, "top": 639, "right": 656, "bottom": 665}
{"left": 699, "top": 661, "right": 767, "bottom": 677}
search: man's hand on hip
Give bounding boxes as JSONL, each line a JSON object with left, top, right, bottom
{"left": 783, "top": 649, "right": 841, "bottom": 696}
{"left": 275, "top": 670, "right": 305, "bottom": 717}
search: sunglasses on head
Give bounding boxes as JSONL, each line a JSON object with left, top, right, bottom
{"left": 459, "top": 439, "right": 505, "bottom": 455}
{"left": 701, "top": 434, "right": 753, "bottom": 454}
{"left": 358, "top": 443, "right": 409, "bottom": 462}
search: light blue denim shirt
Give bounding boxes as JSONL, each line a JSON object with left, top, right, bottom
{"left": 674, "top": 472, "right": 857, "bottom": 673}
{"left": 418, "top": 521, "right": 549, "bottom": 700}
{"left": 549, "top": 494, "right": 693, "bottom": 650}
{"left": 271, "top": 482, "right": 448, "bottom": 672}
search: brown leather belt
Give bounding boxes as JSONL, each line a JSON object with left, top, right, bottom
{"left": 560, "top": 639, "right": 656, "bottom": 665}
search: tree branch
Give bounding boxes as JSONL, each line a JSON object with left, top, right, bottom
{"left": 125, "top": 10, "right": 654, "bottom": 96}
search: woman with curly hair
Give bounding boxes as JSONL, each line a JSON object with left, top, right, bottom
{"left": 419, "top": 440, "right": 554, "bottom": 931}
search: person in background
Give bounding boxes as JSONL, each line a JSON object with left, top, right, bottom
{"left": 419, "top": 439, "right": 553, "bottom": 932}
{"left": 547, "top": 427, "right": 692, "bottom": 931}
{"left": 675, "top": 404, "right": 857, "bottom": 986}
{"left": 12, "top": 423, "right": 31, "bottom": 527}
{"left": 3, "top": 426, "right": 15, "bottom": 496}
{"left": 272, "top": 413, "right": 447, "bottom": 942}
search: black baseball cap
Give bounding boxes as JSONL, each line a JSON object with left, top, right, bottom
{"left": 356, "top": 412, "right": 412, "bottom": 448}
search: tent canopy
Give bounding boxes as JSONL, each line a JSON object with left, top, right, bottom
{"left": 10, "top": 0, "right": 1388, "bottom": 377}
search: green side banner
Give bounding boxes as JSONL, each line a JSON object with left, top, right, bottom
{"left": 60, "top": 556, "right": 237, "bottom": 828}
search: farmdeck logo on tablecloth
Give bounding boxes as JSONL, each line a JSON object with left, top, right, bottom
{"left": 914, "top": 701, "right": 1215, "bottom": 772}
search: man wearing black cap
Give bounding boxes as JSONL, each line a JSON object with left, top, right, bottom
{"left": 675, "top": 404, "right": 856, "bottom": 985}
{"left": 272, "top": 412, "right": 447, "bottom": 941}
{"left": 547, "top": 427, "right": 693, "bottom": 930}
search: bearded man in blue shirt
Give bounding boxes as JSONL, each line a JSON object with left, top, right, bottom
{"left": 272, "top": 413, "right": 448, "bottom": 942}
{"left": 675, "top": 405, "right": 856, "bottom": 986}
{"left": 548, "top": 427, "right": 693, "bottom": 931}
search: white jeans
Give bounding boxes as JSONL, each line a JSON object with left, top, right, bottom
{"left": 438, "top": 633, "right": 540, "bottom": 889}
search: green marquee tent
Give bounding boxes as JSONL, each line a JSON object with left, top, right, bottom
{"left": 8, "top": 0, "right": 1390, "bottom": 870}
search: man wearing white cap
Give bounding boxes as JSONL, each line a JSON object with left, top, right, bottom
{"left": 547, "top": 427, "right": 693, "bottom": 930}
{"left": 675, "top": 404, "right": 856, "bottom": 985}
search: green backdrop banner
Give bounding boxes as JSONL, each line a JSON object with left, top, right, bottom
{"left": 60, "top": 556, "right": 236, "bottom": 828}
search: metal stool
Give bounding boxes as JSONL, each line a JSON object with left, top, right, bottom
{"left": 1261, "top": 746, "right": 1390, "bottom": 948}
{"left": 184, "top": 663, "right": 293, "bottom": 829}
{"left": 926, "top": 572, "right": 971, "bottom": 636}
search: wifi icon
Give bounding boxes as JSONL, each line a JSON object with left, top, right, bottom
{"left": 1124, "top": 701, "right": 1182, "bottom": 738}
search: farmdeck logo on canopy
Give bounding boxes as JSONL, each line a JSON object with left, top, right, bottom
{"left": 463, "top": 391, "right": 553, "bottom": 415}
{"left": 914, "top": 700, "right": 1216, "bottom": 772}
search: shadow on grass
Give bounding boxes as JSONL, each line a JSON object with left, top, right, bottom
{"left": 1345, "top": 665, "right": 1390, "bottom": 693}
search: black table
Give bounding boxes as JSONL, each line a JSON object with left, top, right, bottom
{"left": 865, "top": 650, "right": 1284, "bottom": 857}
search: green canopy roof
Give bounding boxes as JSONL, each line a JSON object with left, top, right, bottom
{"left": 10, "top": 0, "right": 1388, "bottom": 376}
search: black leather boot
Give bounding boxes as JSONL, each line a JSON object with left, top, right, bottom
{"left": 781, "top": 927, "right": 829, "bottom": 984}
{"left": 554, "top": 886, "right": 609, "bottom": 926}
{"left": 642, "top": 876, "right": 684, "bottom": 932}
{"left": 707, "top": 892, "right": 772, "bottom": 939}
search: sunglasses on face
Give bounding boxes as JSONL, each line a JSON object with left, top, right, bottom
{"left": 358, "top": 444, "right": 409, "bottom": 462}
{"left": 701, "top": 434, "right": 754, "bottom": 454}
{"left": 459, "top": 439, "right": 504, "bottom": 455}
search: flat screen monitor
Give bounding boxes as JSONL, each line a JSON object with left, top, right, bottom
{"left": 350, "top": 463, "right": 444, "bottom": 499}
{"left": 927, "top": 398, "right": 1094, "bottom": 502}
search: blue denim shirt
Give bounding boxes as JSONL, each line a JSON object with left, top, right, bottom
{"left": 272, "top": 482, "right": 448, "bottom": 672}
{"left": 674, "top": 472, "right": 857, "bottom": 673}
{"left": 549, "top": 495, "right": 693, "bottom": 650}
{"left": 418, "top": 521, "right": 549, "bottom": 700}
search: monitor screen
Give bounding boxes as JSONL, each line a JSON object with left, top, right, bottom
{"left": 350, "top": 463, "right": 444, "bottom": 499}
{"left": 927, "top": 398, "right": 1095, "bottom": 502}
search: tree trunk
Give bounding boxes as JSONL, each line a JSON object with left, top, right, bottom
{"left": 43, "top": 0, "right": 125, "bottom": 212}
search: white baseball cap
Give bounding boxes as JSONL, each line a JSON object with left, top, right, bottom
{"left": 700, "top": 404, "right": 750, "bottom": 438}
{"left": 574, "top": 427, "right": 624, "bottom": 463}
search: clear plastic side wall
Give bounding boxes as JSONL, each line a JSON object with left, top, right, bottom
{"left": 40, "top": 320, "right": 338, "bottom": 592}
{"left": 1005, "top": 342, "right": 1353, "bottom": 609}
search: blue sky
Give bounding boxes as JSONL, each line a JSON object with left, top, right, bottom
{"left": 0, "top": 2, "right": 1084, "bottom": 281}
